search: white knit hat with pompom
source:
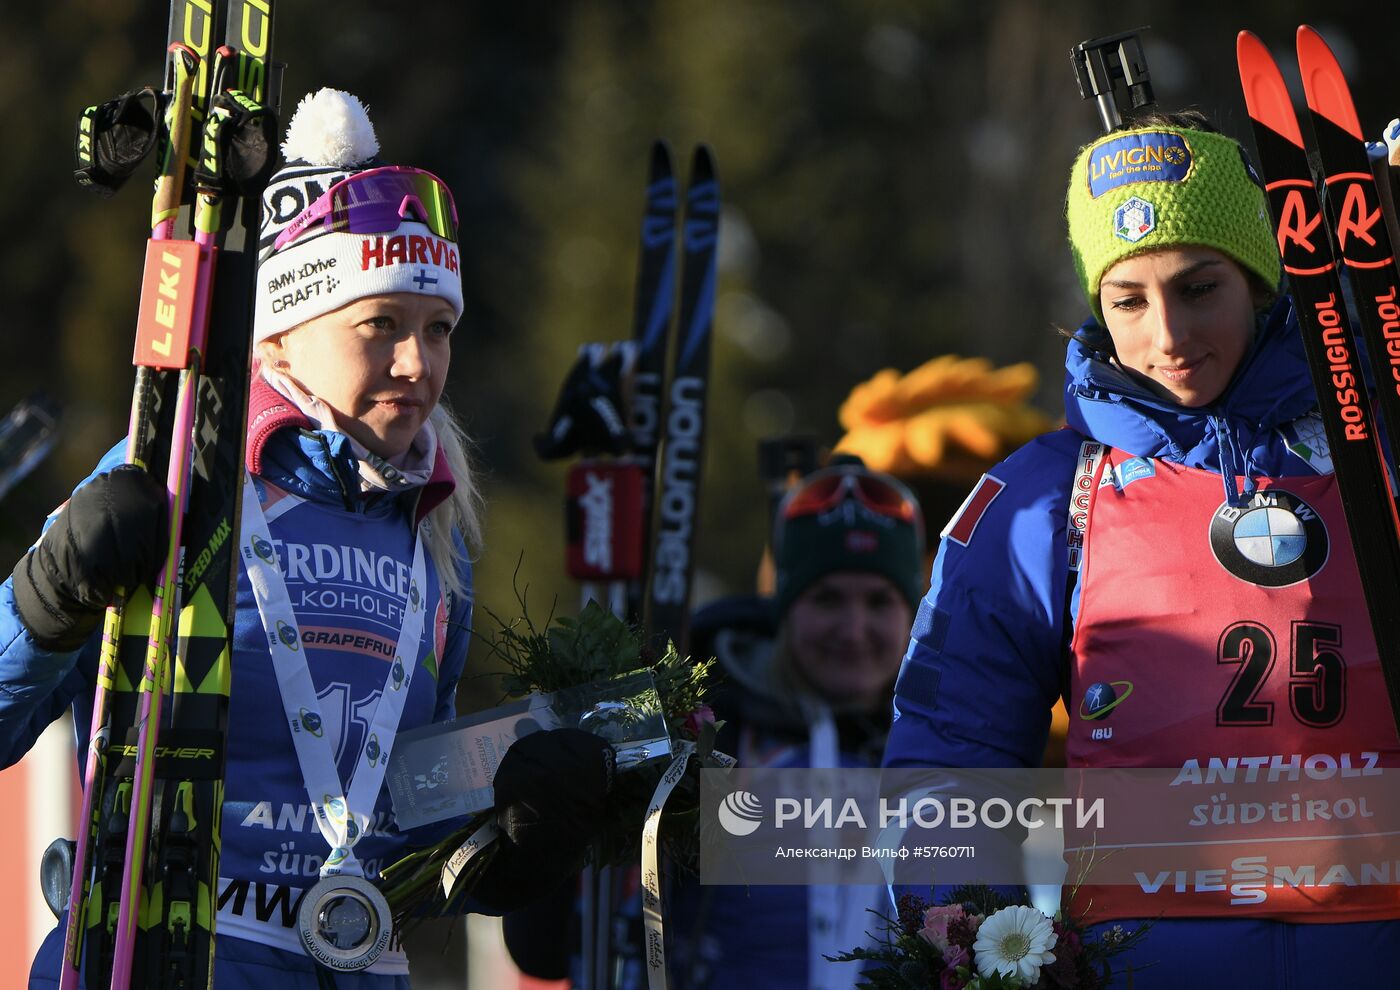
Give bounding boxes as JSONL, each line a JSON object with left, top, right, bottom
{"left": 254, "top": 88, "right": 463, "bottom": 341}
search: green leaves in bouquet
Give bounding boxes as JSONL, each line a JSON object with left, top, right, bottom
{"left": 484, "top": 597, "right": 716, "bottom": 737}
{"left": 487, "top": 599, "right": 640, "bottom": 695}
{"left": 545, "top": 600, "right": 643, "bottom": 683}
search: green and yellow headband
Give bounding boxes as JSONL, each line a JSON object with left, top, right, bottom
{"left": 1065, "top": 125, "right": 1280, "bottom": 321}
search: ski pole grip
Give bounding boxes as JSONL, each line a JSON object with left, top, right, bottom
{"left": 1072, "top": 29, "right": 1155, "bottom": 134}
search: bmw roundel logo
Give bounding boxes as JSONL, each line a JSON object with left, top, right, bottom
{"left": 1209, "top": 490, "right": 1328, "bottom": 587}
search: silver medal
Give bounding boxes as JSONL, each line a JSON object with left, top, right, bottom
{"left": 297, "top": 874, "right": 393, "bottom": 973}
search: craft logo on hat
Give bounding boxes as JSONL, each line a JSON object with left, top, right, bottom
{"left": 1087, "top": 130, "right": 1192, "bottom": 198}
{"left": 1113, "top": 196, "right": 1156, "bottom": 243}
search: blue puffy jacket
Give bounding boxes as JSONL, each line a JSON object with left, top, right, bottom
{"left": 4, "top": 391, "right": 474, "bottom": 987}
{"left": 883, "top": 297, "right": 1400, "bottom": 987}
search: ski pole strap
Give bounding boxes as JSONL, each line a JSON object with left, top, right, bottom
{"left": 196, "top": 89, "right": 279, "bottom": 197}
{"left": 73, "top": 88, "right": 165, "bottom": 197}
{"left": 240, "top": 474, "right": 428, "bottom": 878}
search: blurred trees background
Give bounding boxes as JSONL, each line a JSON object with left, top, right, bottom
{"left": 1, "top": 0, "right": 1391, "bottom": 708}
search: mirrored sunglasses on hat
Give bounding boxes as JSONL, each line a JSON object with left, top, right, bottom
{"left": 272, "top": 165, "right": 459, "bottom": 254}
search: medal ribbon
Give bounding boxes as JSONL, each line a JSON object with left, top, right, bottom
{"left": 241, "top": 474, "right": 428, "bottom": 877}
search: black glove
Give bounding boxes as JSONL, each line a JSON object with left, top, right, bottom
{"left": 12, "top": 465, "right": 168, "bottom": 651}
{"left": 471, "top": 728, "right": 615, "bottom": 913}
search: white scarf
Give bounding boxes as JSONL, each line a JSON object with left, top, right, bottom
{"left": 260, "top": 365, "right": 438, "bottom": 495}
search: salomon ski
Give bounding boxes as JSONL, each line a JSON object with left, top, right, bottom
{"left": 624, "top": 142, "right": 678, "bottom": 624}
{"left": 643, "top": 147, "right": 718, "bottom": 657}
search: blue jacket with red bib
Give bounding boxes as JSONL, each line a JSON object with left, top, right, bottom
{"left": 883, "top": 297, "right": 1400, "bottom": 987}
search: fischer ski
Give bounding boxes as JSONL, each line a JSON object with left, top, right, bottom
{"left": 643, "top": 147, "right": 718, "bottom": 658}
{"left": 62, "top": 0, "right": 280, "bottom": 986}
{"left": 1237, "top": 29, "right": 1400, "bottom": 739}
{"left": 61, "top": 34, "right": 204, "bottom": 990}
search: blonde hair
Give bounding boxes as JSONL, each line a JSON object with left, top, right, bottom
{"left": 424, "top": 399, "right": 483, "bottom": 601}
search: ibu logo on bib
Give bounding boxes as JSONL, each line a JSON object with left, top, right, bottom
{"left": 1079, "top": 680, "right": 1133, "bottom": 721}
{"left": 1210, "top": 489, "right": 1329, "bottom": 587}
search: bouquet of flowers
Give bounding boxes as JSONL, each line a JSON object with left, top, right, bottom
{"left": 828, "top": 885, "right": 1149, "bottom": 990}
{"left": 378, "top": 598, "right": 719, "bottom": 929}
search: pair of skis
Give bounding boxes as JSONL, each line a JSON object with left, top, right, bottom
{"left": 1237, "top": 27, "right": 1400, "bottom": 740}
{"left": 546, "top": 142, "right": 719, "bottom": 657}
{"left": 634, "top": 143, "right": 719, "bottom": 658}
{"left": 61, "top": 2, "right": 280, "bottom": 987}
{"left": 534, "top": 143, "right": 718, "bottom": 990}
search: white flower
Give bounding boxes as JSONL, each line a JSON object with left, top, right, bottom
{"left": 971, "top": 904, "right": 1057, "bottom": 986}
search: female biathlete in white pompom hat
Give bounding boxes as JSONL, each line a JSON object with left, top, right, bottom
{"left": 5, "top": 90, "right": 614, "bottom": 988}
